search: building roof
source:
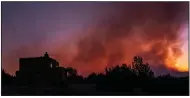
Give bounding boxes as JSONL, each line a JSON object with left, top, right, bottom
{"left": 19, "top": 52, "right": 57, "bottom": 63}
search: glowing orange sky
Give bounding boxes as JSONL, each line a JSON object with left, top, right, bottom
{"left": 173, "top": 25, "right": 188, "bottom": 72}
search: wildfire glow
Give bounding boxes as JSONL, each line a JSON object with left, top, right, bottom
{"left": 165, "top": 26, "right": 188, "bottom": 72}
{"left": 175, "top": 57, "right": 188, "bottom": 72}
{"left": 174, "top": 41, "right": 188, "bottom": 72}
{"left": 166, "top": 51, "right": 188, "bottom": 72}
{"left": 165, "top": 56, "right": 186, "bottom": 72}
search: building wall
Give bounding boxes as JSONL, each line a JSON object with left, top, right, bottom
{"left": 19, "top": 57, "right": 51, "bottom": 72}
{"left": 16, "top": 56, "right": 66, "bottom": 86}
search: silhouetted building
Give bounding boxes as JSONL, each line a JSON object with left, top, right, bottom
{"left": 16, "top": 52, "right": 66, "bottom": 86}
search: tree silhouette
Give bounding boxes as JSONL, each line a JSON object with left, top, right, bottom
{"left": 86, "top": 72, "right": 98, "bottom": 83}
{"left": 132, "top": 56, "right": 154, "bottom": 78}
{"left": 1, "top": 69, "right": 14, "bottom": 86}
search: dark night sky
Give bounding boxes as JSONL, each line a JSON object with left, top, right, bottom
{"left": 1, "top": 2, "right": 189, "bottom": 76}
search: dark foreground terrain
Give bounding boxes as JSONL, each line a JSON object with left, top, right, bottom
{"left": 2, "top": 56, "right": 189, "bottom": 96}
{"left": 2, "top": 76, "right": 189, "bottom": 96}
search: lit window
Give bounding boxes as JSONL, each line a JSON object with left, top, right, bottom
{"left": 50, "top": 63, "right": 52, "bottom": 68}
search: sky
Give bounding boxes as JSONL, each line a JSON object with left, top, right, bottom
{"left": 1, "top": 2, "right": 189, "bottom": 76}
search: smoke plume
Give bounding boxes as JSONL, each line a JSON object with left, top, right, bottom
{"left": 53, "top": 2, "right": 189, "bottom": 76}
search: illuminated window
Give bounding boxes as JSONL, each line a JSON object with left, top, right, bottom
{"left": 50, "top": 63, "right": 52, "bottom": 68}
